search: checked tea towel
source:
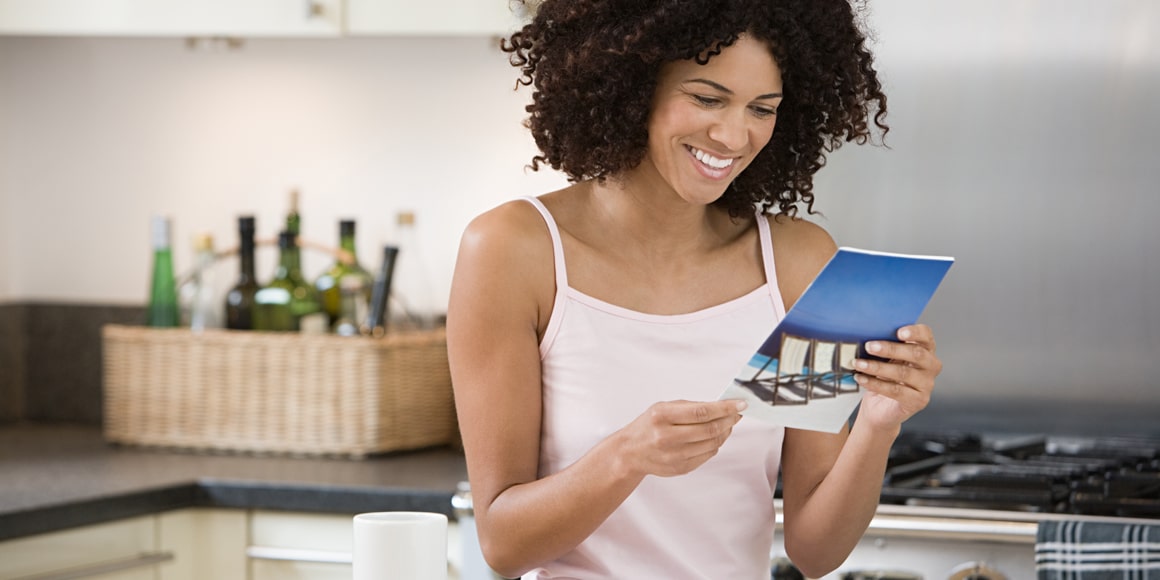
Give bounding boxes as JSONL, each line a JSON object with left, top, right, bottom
{"left": 1037, "top": 519, "right": 1160, "bottom": 579}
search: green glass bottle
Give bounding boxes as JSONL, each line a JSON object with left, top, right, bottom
{"left": 315, "top": 220, "right": 374, "bottom": 335}
{"left": 286, "top": 189, "right": 301, "bottom": 236}
{"left": 225, "top": 216, "right": 259, "bottom": 330}
{"left": 146, "top": 215, "right": 179, "bottom": 327}
{"left": 253, "top": 231, "right": 323, "bottom": 332}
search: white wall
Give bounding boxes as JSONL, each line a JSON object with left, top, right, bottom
{"left": 0, "top": 36, "right": 568, "bottom": 306}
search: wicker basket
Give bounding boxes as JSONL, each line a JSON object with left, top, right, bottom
{"left": 102, "top": 324, "right": 455, "bottom": 458}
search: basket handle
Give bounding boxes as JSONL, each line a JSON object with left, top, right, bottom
{"left": 176, "top": 237, "right": 352, "bottom": 288}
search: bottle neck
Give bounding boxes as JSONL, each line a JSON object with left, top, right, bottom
{"left": 340, "top": 234, "right": 358, "bottom": 262}
{"left": 277, "top": 245, "right": 302, "bottom": 280}
{"left": 238, "top": 235, "right": 256, "bottom": 282}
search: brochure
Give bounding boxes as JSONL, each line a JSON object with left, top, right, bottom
{"left": 719, "top": 247, "right": 954, "bottom": 433}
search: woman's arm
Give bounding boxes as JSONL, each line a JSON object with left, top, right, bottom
{"left": 447, "top": 201, "right": 744, "bottom": 578}
{"left": 768, "top": 217, "right": 942, "bottom": 578}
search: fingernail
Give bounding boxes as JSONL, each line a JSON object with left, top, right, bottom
{"left": 855, "top": 374, "right": 868, "bottom": 384}
{"left": 855, "top": 359, "right": 869, "bottom": 370}
{"left": 867, "top": 342, "right": 882, "bottom": 353}
{"left": 734, "top": 401, "right": 748, "bottom": 412}
{"left": 899, "top": 328, "right": 911, "bottom": 340}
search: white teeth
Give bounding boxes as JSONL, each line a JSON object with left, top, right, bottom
{"left": 691, "top": 147, "right": 734, "bottom": 170}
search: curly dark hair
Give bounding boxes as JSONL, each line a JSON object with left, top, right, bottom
{"left": 503, "top": 0, "right": 889, "bottom": 217}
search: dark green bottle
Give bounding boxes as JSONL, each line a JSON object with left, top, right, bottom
{"left": 315, "top": 220, "right": 374, "bottom": 335}
{"left": 146, "top": 215, "right": 179, "bottom": 327}
{"left": 253, "top": 231, "right": 323, "bottom": 332}
{"left": 225, "top": 216, "right": 259, "bottom": 330}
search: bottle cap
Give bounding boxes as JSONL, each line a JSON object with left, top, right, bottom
{"left": 193, "top": 233, "right": 214, "bottom": 252}
{"left": 238, "top": 216, "right": 255, "bottom": 232}
{"left": 151, "top": 215, "right": 171, "bottom": 250}
{"left": 340, "top": 219, "right": 356, "bottom": 237}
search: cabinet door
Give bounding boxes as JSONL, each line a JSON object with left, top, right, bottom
{"left": 158, "top": 508, "right": 248, "bottom": 580}
{"left": 248, "top": 510, "right": 463, "bottom": 580}
{"left": 0, "top": 515, "right": 160, "bottom": 579}
{"left": 248, "top": 510, "right": 354, "bottom": 580}
{"left": 0, "top": 0, "right": 343, "bottom": 37}
{"left": 346, "top": 0, "right": 523, "bottom": 36}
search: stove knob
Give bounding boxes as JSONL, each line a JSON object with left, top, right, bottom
{"left": 947, "top": 561, "right": 1007, "bottom": 580}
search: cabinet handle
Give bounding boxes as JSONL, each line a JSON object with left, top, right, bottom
{"left": 14, "top": 552, "right": 175, "bottom": 580}
{"left": 246, "top": 545, "right": 352, "bottom": 564}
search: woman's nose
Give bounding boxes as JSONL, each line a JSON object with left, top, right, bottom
{"left": 706, "top": 110, "right": 749, "bottom": 152}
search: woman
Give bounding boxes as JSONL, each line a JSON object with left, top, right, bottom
{"left": 447, "top": 1, "right": 942, "bottom": 578}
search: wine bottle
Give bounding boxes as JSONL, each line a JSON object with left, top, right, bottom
{"left": 286, "top": 188, "right": 301, "bottom": 236}
{"left": 391, "top": 211, "right": 438, "bottom": 330}
{"left": 225, "top": 216, "right": 259, "bottom": 330}
{"left": 253, "top": 231, "right": 324, "bottom": 333}
{"left": 367, "top": 245, "right": 400, "bottom": 336}
{"left": 146, "top": 215, "right": 179, "bottom": 328}
{"left": 315, "top": 219, "right": 374, "bottom": 336}
{"left": 186, "top": 233, "right": 220, "bottom": 332}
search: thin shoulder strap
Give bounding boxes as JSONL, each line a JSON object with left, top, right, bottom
{"left": 755, "top": 212, "right": 788, "bottom": 319}
{"left": 520, "top": 196, "right": 569, "bottom": 290}
{"left": 520, "top": 196, "right": 570, "bottom": 357}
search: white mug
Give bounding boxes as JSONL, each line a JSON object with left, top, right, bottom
{"left": 353, "top": 511, "right": 448, "bottom": 580}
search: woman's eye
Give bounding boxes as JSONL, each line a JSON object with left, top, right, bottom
{"left": 751, "top": 107, "right": 777, "bottom": 119}
{"left": 692, "top": 95, "right": 721, "bottom": 107}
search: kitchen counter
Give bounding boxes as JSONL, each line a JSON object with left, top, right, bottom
{"left": 0, "top": 423, "right": 469, "bottom": 542}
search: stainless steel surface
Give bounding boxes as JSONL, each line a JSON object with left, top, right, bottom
{"left": 452, "top": 481, "right": 501, "bottom": 580}
{"left": 812, "top": 0, "right": 1160, "bottom": 429}
{"left": 14, "top": 552, "right": 175, "bottom": 580}
{"left": 772, "top": 499, "right": 1160, "bottom": 579}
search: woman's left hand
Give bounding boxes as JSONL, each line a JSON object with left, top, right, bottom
{"left": 852, "top": 323, "right": 942, "bottom": 431}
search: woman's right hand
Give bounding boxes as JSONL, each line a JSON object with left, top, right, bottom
{"left": 615, "top": 399, "right": 747, "bottom": 478}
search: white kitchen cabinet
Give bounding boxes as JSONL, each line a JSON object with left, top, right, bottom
{"left": 0, "top": 515, "right": 166, "bottom": 580}
{"left": 345, "top": 0, "right": 524, "bottom": 36}
{"left": 0, "top": 0, "right": 344, "bottom": 37}
{"left": 248, "top": 510, "right": 463, "bottom": 580}
{"left": 157, "top": 508, "right": 248, "bottom": 580}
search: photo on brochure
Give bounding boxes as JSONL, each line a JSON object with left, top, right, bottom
{"left": 720, "top": 247, "right": 955, "bottom": 433}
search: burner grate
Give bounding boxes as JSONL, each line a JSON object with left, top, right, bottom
{"left": 878, "top": 432, "right": 1160, "bottom": 517}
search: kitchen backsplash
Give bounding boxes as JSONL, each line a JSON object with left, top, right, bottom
{"left": 0, "top": 304, "right": 23, "bottom": 422}
{"left": 0, "top": 303, "right": 143, "bottom": 425}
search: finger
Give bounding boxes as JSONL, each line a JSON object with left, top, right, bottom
{"left": 854, "top": 358, "right": 933, "bottom": 391}
{"left": 680, "top": 424, "right": 736, "bottom": 456}
{"left": 864, "top": 340, "right": 934, "bottom": 370}
{"left": 856, "top": 373, "right": 931, "bottom": 409}
{"left": 897, "top": 324, "right": 936, "bottom": 352}
{"left": 657, "top": 446, "right": 722, "bottom": 477}
{"left": 662, "top": 400, "right": 746, "bottom": 426}
{"left": 654, "top": 414, "right": 741, "bottom": 450}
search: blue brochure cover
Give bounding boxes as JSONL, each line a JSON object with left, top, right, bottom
{"left": 720, "top": 247, "right": 954, "bottom": 432}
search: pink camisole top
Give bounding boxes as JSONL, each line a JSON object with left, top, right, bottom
{"left": 521, "top": 196, "right": 788, "bottom": 580}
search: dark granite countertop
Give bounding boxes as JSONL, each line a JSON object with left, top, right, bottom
{"left": 0, "top": 423, "right": 469, "bottom": 542}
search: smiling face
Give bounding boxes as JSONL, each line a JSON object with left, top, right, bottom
{"left": 636, "top": 35, "right": 783, "bottom": 206}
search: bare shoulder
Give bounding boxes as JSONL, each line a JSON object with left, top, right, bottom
{"left": 452, "top": 198, "right": 556, "bottom": 336}
{"left": 460, "top": 198, "right": 552, "bottom": 261}
{"left": 765, "top": 214, "right": 838, "bottom": 310}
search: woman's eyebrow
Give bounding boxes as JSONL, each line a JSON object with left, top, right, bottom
{"left": 684, "top": 78, "right": 782, "bottom": 100}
